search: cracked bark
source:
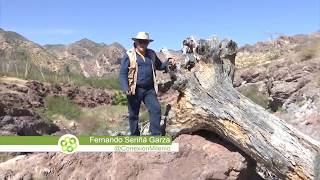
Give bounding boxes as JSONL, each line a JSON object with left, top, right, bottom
{"left": 165, "top": 37, "right": 320, "bottom": 179}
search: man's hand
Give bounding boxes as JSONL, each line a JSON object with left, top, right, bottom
{"left": 168, "top": 57, "right": 176, "bottom": 66}
{"left": 122, "top": 90, "right": 132, "bottom": 96}
{"left": 168, "top": 57, "right": 177, "bottom": 70}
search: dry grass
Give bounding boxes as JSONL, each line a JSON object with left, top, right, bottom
{"left": 236, "top": 51, "right": 281, "bottom": 68}
{"left": 82, "top": 105, "right": 128, "bottom": 125}
{"left": 0, "top": 76, "right": 28, "bottom": 85}
{"left": 77, "top": 104, "right": 167, "bottom": 135}
{"left": 300, "top": 43, "right": 320, "bottom": 61}
{"left": 78, "top": 105, "right": 128, "bottom": 135}
{"left": 240, "top": 86, "right": 269, "bottom": 109}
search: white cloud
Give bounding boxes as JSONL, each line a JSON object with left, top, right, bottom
{"left": 42, "top": 28, "right": 77, "bottom": 35}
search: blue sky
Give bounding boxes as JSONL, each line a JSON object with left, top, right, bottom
{"left": 0, "top": 0, "right": 319, "bottom": 50}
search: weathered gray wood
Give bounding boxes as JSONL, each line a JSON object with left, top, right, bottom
{"left": 165, "top": 37, "right": 320, "bottom": 179}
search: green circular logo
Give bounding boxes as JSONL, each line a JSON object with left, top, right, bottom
{"left": 58, "top": 134, "right": 79, "bottom": 154}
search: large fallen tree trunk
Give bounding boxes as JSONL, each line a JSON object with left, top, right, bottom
{"left": 164, "top": 37, "right": 320, "bottom": 179}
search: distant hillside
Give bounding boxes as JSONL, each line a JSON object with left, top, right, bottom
{"left": 0, "top": 28, "right": 126, "bottom": 78}
{"left": 44, "top": 39, "right": 126, "bottom": 77}
{"left": 236, "top": 32, "right": 320, "bottom": 68}
{"left": 0, "top": 28, "right": 63, "bottom": 75}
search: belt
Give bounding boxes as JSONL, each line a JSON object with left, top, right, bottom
{"left": 136, "top": 84, "right": 154, "bottom": 89}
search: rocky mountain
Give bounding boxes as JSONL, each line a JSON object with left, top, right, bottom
{"left": 0, "top": 28, "right": 126, "bottom": 77}
{"left": 0, "top": 28, "right": 63, "bottom": 74}
{"left": 44, "top": 39, "right": 126, "bottom": 77}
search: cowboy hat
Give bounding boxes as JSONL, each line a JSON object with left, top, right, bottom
{"left": 132, "top": 32, "right": 154, "bottom": 42}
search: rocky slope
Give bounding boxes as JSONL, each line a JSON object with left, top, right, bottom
{"left": 235, "top": 32, "right": 320, "bottom": 68}
{"left": 0, "top": 77, "right": 115, "bottom": 109}
{"left": 234, "top": 32, "right": 320, "bottom": 141}
{"left": 0, "top": 76, "right": 116, "bottom": 136}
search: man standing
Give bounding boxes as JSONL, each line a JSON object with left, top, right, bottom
{"left": 119, "top": 32, "right": 176, "bottom": 136}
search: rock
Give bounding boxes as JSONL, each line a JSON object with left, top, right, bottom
{"left": 0, "top": 92, "right": 31, "bottom": 109}
{"left": 0, "top": 78, "right": 115, "bottom": 109}
{"left": 269, "top": 81, "right": 302, "bottom": 110}
{"left": 25, "top": 81, "right": 48, "bottom": 97}
{"left": 239, "top": 66, "right": 267, "bottom": 83}
{"left": 0, "top": 115, "right": 60, "bottom": 136}
{"left": 0, "top": 134, "right": 260, "bottom": 180}
{"left": 0, "top": 170, "right": 14, "bottom": 180}
{"left": 7, "top": 107, "right": 35, "bottom": 117}
{"left": 0, "top": 115, "right": 14, "bottom": 126}
{"left": 0, "top": 107, "right": 59, "bottom": 135}
{"left": 46, "top": 84, "right": 115, "bottom": 108}
{"left": 68, "top": 121, "right": 77, "bottom": 129}
{"left": 0, "top": 103, "right": 5, "bottom": 116}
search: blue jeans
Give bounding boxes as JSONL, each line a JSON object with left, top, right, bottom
{"left": 127, "top": 86, "right": 162, "bottom": 136}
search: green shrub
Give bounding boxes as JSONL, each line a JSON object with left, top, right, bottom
{"left": 112, "top": 91, "right": 127, "bottom": 105}
{"left": 276, "top": 106, "right": 286, "bottom": 112}
{"left": 268, "top": 52, "right": 280, "bottom": 60}
{"left": 37, "top": 96, "right": 82, "bottom": 120}
{"left": 69, "top": 74, "right": 120, "bottom": 90}
{"left": 79, "top": 105, "right": 128, "bottom": 135}
{"left": 0, "top": 61, "right": 121, "bottom": 90}
{"left": 240, "top": 86, "right": 269, "bottom": 109}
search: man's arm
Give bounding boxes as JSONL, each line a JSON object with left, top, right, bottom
{"left": 119, "top": 55, "right": 130, "bottom": 92}
{"left": 154, "top": 52, "right": 169, "bottom": 71}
